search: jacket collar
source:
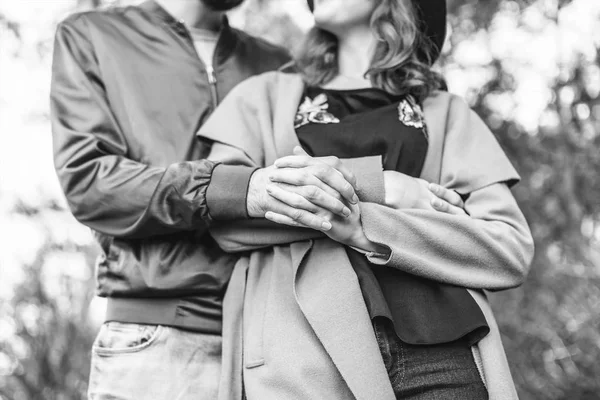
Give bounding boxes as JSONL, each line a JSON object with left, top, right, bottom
{"left": 139, "top": 0, "right": 238, "bottom": 65}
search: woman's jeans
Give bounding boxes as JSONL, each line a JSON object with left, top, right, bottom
{"left": 373, "top": 318, "right": 489, "bottom": 400}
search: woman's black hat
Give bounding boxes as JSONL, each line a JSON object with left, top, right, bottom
{"left": 306, "top": 0, "right": 447, "bottom": 62}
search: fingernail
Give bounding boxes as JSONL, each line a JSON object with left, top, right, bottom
{"left": 342, "top": 207, "right": 351, "bottom": 217}
{"left": 321, "top": 221, "right": 332, "bottom": 231}
{"left": 268, "top": 175, "right": 275, "bottom": 181}
{"left": 351, "top": 194, "right": 359, "bottom": 204}
{"left": 429, "top": 183, "right": 438, "bottom": 194}
{"left": 432, "top": 198, "right": 442, "bottom": 208}
{"left": 265, "top": 211, "right": 273, "bottom": 219}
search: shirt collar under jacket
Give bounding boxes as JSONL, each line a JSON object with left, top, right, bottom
{"left": 138, "top": 0, "right": 237, "bottom": 66}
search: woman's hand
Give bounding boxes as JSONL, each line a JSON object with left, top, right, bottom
{"left": 317, "top": 201, "right": 362, "bottom": 246}
{"left": 260, "top": 147, "right": 360, "bottom": 232}
{"left": 265, "top": 200, "right": 361, "bottom": 246}
{"left": 263, "top": 149, "right": 468, "bottom": 236}
{"left": 247, "top": 146, "right": 359, "bottom": 232}
{"left": 384, "top": 171, "right": 467, "bottom": 215}
{"left": 265, "top": 195, "right": 384, "bottom": 253}
{"left": 263, "top": 181, "right": 351, "bottom": 233}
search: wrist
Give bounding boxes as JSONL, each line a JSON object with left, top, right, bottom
{"left": 347, "top": 228, "right": 379, "bottom": 252}
{"left": 351, "top": 235, "right": 389, "bottom": 256}
{"left": 246, "top": 169, "right": 265, "bottom": 218}
{"left": 207, "top": 164, "right": 256, "bottom": 221}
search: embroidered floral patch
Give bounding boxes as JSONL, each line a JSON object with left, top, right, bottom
{"left": 398, "top": 96, "right": 428, "bottom": 140}
{"left": 294, "top": 93, "right": 340, "bottom": 129}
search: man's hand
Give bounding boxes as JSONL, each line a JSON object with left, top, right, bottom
{"left": 384, "top": 171, "right": 466, "bottom": 215}
{"left": 250, "top": 148, "right": 467, "bottom": 233}
{"left": 270, "top": 147, "right": 358, "bottom": 204}
{"left": 246, "top": 148, "right": 358, "bottom": 231}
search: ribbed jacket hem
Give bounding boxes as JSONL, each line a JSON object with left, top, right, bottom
{"left": 105, "top": 297, "right": 222, "bottom": 334}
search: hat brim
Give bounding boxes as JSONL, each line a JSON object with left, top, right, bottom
{"left": 306, "top": 0, "right": 446, "bottom": 63}
{"left": 414, "top": 0, "right": 447, "bottom": 62}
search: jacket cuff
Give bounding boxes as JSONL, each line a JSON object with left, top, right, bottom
{"left": 206, "top": 164, "right": 257, "bottom": 221}
{"left": 342, "top": 156, "right": 385, "bottom": 204}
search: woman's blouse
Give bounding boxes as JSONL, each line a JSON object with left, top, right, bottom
{"left": 295, "top": 86, "right": 489, "bottom": 345}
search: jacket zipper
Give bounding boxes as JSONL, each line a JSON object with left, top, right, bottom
{"left": 171, "top": 20, "right": 220, "bottom": 109}
{"left": 206, "top": 65, "right": 219, "bottom": 109}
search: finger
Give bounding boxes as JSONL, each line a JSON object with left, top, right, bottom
{"left": 277, "top": 153, "right": 358, "bottom": 190}
{"left": 314, "top": 180, "right": 345, "bottom": 203}
{"left": 431, "top": 197, "right": 467, "bottom": 216}
{"left": 271, "top": 183, "right": 351, "bottom": 218}
{"left": 264, "top": 211, "right": 305, "bottom": 227}
{"left": 268, "top": 167, "right": 358, "bottom": 205}
{"left": 274, "top": 155, "right": 314, "bottom": 168}
{"left": 269, "top": 172, "right": 345, "bottom": 204}
{"left": 263, "top": 191, "right": 333, "bottom": 231}
{"left": 266, "top": 183, "right": 321, "bottom": 214}
{"left": 310, "top": 164, "right": 358, "bottom": 204}
{"left": 293, "top": 146, "right": 309, "bottom": 156}
{"left": 429, "top": 183, "right": 464, "bottom": 208}
{"left": 274, "top": 155, "right": 343, "bottom": 175}
{"left": 320, "top": 156, "right": 357, "bottom": 189}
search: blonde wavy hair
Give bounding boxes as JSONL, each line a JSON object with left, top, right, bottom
{"left": 295, "top": 0, "right": 444, "bottom": 101}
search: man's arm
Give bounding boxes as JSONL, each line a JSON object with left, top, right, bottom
{"left": 50, "top": 18, "right": 237, "bottom": 238}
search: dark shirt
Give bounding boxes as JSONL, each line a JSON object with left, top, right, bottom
{"left": 50, "top": 0, "right": 290, "bottom": 332}
{"left": 296, "top": 86, "right": 489, "bottom": 345}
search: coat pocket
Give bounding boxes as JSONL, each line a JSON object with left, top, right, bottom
{"left": 243, "top": 250, "right": 277, "bottom": 369}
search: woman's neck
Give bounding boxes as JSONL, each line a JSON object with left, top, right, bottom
{"left": 155, "top": 0, "right": 224, "bottom": 31}
{"left": 326, "top": 25, "right": 376, "bottom": 90}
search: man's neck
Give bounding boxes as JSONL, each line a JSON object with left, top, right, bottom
{"left": 155, "top": 0, "right": 224, "bottom": 31}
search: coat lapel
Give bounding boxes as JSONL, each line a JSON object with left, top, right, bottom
{"left": 272, "top": 74, "right": 305, "bottom": 158}
{"left": 421, "top": 91, "right": 452, "bottom": 184}
{"left": 270, "top": 74, "right": 393, "bottom": 400}
{"left": 289, "top": 240, "right": 395, "bottom": 400}
{"left": 468, "top": 289, "right": 519, "bottom": 400}
{"left": 218, "top": 259, "right": 249, "bottom": 400}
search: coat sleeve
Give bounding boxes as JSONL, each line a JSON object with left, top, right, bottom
{"left": 357, "top": 95, "right": 534, "bottom": 290}
{"left": 50, "top": 18, "right": 228, "bottom": 239}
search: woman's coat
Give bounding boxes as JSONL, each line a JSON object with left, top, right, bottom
{"left": 198, "top": 72, "right": 534, "bottom": 400}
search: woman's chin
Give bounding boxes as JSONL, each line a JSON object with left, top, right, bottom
{"left": 312, "top": 0, "right": 375, "bottom": 34}
{"left": 313, "top": 13, "right": 358, "bottom": 35}
{"left": 313, "top": 20, "right": 338, "bottom": 35}
{"left": 313, "top": 11, "right": 338, "bottom": 28}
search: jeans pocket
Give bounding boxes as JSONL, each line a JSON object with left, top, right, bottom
{"left": 92, "top": 322, "right": 163, "bottom": 356}
{"left": 374, "top": 318, "right": 406, "bottom": 388}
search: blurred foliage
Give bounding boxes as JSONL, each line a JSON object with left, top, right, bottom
{"left": 0, "top": 0, "right": 599, "bottom": 399}
{"left": 0, "top": 229, "right": 97, "bottom": 400}
{"left": 442, "top": 2, "right": 600, "bottom": 399}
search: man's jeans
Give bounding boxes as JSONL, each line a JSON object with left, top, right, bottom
{"left": 374, "top": 318, "right": 489, "bottom": 400}
{"left": 88, "top": 322, "right": 221, "bottom": 400}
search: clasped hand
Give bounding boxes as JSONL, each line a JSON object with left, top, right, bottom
{"left": 246, "top": 147, "right": 466, "bottom": 248}
{"left": 247, "top": 147, "right": 362, "bottom": 245}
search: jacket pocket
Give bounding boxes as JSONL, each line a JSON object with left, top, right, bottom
{"left": 92, "top": 322, "right": 164, "bottom": 356}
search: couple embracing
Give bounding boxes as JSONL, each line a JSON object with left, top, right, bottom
{"left": 50, "top": 0, "right": 534, "bottom": 399}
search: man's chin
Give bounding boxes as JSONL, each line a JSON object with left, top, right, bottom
{"left": 200, "top": 0, "right": 245, "bottom": 12}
